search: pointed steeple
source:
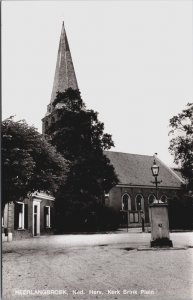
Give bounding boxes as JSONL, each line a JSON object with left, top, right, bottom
{"left": 50, "top": 22, "right": 78, "bottom": 103}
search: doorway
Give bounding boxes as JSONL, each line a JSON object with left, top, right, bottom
{"left": 33, "top": 201, "right": 40, "bottom": 236}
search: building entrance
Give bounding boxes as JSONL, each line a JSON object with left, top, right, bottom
{"left": 33, "top": 201, "right": 40, "bottom": 236}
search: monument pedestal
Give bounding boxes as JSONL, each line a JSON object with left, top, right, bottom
{"left": 149, "top": 201, "right": 173, "bottom": 247}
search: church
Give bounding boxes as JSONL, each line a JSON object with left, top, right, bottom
{"left": 2, "top": 23, "right": 186, "bottom": 241}
{"left": 42, "top": 23, "right": 184, "bottom": 229}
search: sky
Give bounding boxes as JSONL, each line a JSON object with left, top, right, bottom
{"left": 2, "top": 0, "right": 193, "bottom": 167}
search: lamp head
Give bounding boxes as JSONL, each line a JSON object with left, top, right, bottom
{"left": 151, "top": 159, "right": 159, "bottom": 177}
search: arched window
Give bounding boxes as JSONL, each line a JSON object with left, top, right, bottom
{"left": 160, "top": 195, "right": 167, "bottom": 203}
{"left": 135, "top": 194, "right": 144, "bottom": 211}
{"left": 122, "top": 194, "right": 131, "bottom": 211}
{"left": 148, "top": 194, "right": 156, "bottom": 205}
{"left": 51, "top": 116, "right": 55, "bottom": 123}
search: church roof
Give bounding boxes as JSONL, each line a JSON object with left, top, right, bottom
{"left": 50, "top": 22, "right": 78, "bottom": 103}
{"left": 105, "top": 151, "right": 183, "bottom": 188}
{"left": 172, "top": 168, "right": 184, "bottom": 181}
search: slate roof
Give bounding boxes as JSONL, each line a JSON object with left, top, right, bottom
{"left": 172, "top": 168, "right": 184, "bottom": 181}
{"left": 104, "top": 151, "right": 183, "bottom": 188}
{"left": 50, "top": 22, "right": 78, "bottom": 104}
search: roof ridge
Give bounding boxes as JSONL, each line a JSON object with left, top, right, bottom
{"left": 104, "top": 150, "right": 153, "bottom": 158}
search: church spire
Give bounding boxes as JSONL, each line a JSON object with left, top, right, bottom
{"left": 50, "top": 22, "right": 78, "bottom": 103}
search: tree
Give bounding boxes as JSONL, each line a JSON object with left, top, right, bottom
{"left": 47, "top": 89, "right": 118, "bottom": 230}
{"left": 2, "top": 117, "right": 68, "bottom": 210}
{"left": 169, "top": 103, "right": 193, "bottom": 190}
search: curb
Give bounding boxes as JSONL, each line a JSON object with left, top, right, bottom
{"left": 137, "top": 246, "right": 187, "bottom": 251}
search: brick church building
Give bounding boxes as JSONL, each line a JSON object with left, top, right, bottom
{"left": 42, "top": 23, "right": 184, "bottom": 229}
{"left": 2, "top": 23, "right": 186, "bottom": 240}
{"left": 104, "top": 151, "right": 183, "bottom": 227}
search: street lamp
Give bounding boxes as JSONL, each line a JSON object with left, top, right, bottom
{"left": 151, "top": 159, "right": 162, "bottom": 202}
{"left": 151, "top": 159, "right": 159, "bottom": 177}
{"left": 149, "top": 158, "right": 173, "bottom": 247}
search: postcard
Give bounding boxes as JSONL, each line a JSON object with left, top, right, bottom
{"left": 2, "top": 1, "right": 193, "bottom": 300}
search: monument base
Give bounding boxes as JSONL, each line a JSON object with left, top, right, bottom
{"left": 150, "top": 238, "right": 173, "bottom": 248}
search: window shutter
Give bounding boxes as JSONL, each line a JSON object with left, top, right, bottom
{"left": 24, "top": 204, "right": 28, "bottom": 229}
{"left": 14, "top": 203, "right": 19, "bottom": 229}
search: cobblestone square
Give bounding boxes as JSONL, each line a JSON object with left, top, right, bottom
{"left": 2, "top": 231, "right": 193, "bottom": 300}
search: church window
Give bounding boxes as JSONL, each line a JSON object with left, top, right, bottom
{"left": 148, "top": 194, "right": 156, "bottom": 204}
{"left": 160, "top": 195, "right": 167, "bottom": 203}
{"left": 135, "top": 194, "right": 144, "bottom": 211}
{"left": 122, "top": 193, "right": 131, "bottom": 211}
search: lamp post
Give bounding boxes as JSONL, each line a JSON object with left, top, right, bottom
{"left": 151, "top": 159, "right": 162, "bottom": 202}
{"left": 149, "top": 157, "right": 173, "bottom": 247}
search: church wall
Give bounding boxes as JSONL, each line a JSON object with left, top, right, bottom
{"left": 42, "top": 109, "right": 59, "bottom": 135}
{"left": 109, "top": 185, "right": 183, "bottom": 225}
{"left": 109, "top": 187, "right": 122, "bottom": 211}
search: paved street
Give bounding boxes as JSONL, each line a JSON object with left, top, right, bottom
{"left": 2, "top": 231, "right": 193, "bottom": 300}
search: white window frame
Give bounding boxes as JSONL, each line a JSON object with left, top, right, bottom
{"left": 17, "top": 202, "right": 25, "bottom": 230}
{"left": 135, "top": 194, "right": 144, "bottom": 211}
{"left": 160, "top": 195, "right": 168, "bottom": 203}
{"left": 33, "top": 200, "right": 41, "bottom": 236}
{"left": 122, "top": 193, "right": 131, "bottom": 211}
{"left": 45, "top": 206, "right": 51, "bottom": 228}
{"left": 148, "top": 194, "right": 156, "bottom": 204}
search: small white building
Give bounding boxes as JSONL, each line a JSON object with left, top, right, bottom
{"left": 2, "top": 192, "right": 55, "bottom": 241}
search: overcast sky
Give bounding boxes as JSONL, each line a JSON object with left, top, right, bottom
{"left": 2, "top": 1, "right": 193, "bottom": 167}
